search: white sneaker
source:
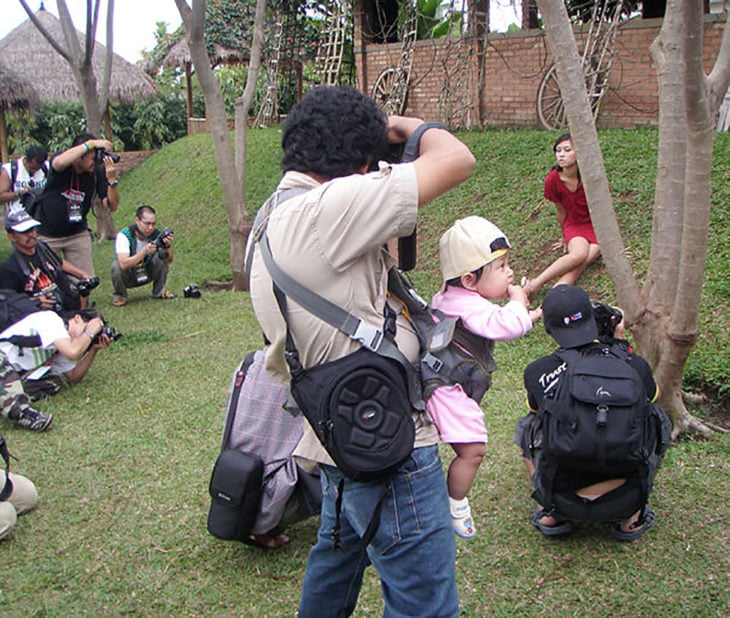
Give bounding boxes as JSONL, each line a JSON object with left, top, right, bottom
{"left": 450, "top": 497, "right": 476, "bottom": 539}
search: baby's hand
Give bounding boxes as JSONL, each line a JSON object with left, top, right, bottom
{"left": 507, "top": 284, "right": 529, "bottom": 307}
{"left": 529, "top": 307, "right": 543, "bottom": 323}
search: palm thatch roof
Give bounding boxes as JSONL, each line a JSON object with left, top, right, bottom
{"left": 0, "top": 7, "right": 157, "bottom": 104}
{"left": 0, "top": 60, "right": 40, "bottom": 111}
{"left": 159, "top": 36, "right": 248, "bottom": 70}
{"left": 0, "top": 60, "right": 41, "bottom": 163}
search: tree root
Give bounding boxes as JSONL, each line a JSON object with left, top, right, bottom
{"left": 203, "top": 280, "right": 234, "bottom": 291}
{"left": 682, "top": 391, "right": 707, "bottom": 405}
{"left": 676, "top": 413, "right": 728, "bottom": 438}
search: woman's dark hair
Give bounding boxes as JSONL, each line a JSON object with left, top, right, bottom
{"left": 551, "top": 133, "right": 580, "bottom": 177}
{"left": 281, "top": 86, "right": 388, "bottom": 180}
{"left": 553, "top": 133, "right": 572, "bottom": 152}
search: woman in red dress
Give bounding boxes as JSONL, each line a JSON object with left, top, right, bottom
{"left": 523, "top": 134, "right": 601, "bottom": 297}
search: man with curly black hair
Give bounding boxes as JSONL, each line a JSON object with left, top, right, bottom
{"left": 247, "top": 86, "right": 475, "bottom": 617}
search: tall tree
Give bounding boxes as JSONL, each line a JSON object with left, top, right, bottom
{"left": 536, "top": 0, "right": 730, "bottom": 434}
{"left": 19, "top": 0, "right": 118, "bottom": 239}
{"left": 174, "top": 0, "right": 267, "bottom": 291}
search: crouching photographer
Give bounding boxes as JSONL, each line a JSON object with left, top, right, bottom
{"left": 110, "top": 205, "right": 175, "bottom": 306}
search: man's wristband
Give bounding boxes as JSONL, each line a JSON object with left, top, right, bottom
{"left": 108, "top": 180, "right": 119, "bottom": 187}
{"left": 83, "top": 140, "right": 94, "bottom": 153}
{"left": 83, "top": 331, "right": 95, "bottom": 341}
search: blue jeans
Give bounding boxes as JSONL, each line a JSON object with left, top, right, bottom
{"left": 297, "top": 445, "right": 459, "bottom": 618}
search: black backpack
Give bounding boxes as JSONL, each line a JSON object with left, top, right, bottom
{"left": 530, "top": 343, "right": 664, "bottom": 521}
{"left": 0, "top": 289, "right": 43, "bottom": 347}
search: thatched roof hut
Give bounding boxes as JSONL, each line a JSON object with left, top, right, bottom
{"left": 0, "top": 7, "right": 157, "bottom": 105}
{"left": 155, "top": 35, "right": 247, "bottom": 127}
{"left": 0, "top": 61, "right": 40, "bottom": 162}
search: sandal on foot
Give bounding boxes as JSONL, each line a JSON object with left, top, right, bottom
{"left": 251, "top": 532, "right": 290, "bottom": 549}
{"left": 531, "top": 509, "right": 574, "bottom": 537}
{"left": 612, "top": 507, "right": 656, "bottom": 542}
{"left": 112, "top": 298, "right": 127, "bottom": 307}
{"left": 154, "top": 291, "right": 177, "bottom": 299}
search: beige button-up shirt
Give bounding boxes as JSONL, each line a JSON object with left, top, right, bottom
{"left": 248, "top": 164, "right": 439, "bottom": 465}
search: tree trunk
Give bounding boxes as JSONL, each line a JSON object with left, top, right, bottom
{"left": 175, "top": 0, "right": 252, "bottom": 291}
{"left": 19, "top": 0, "right": 113, "bottom": 138}
{"left": 232, "top": 0, "right": 268, "bottom": 291}
{"left": 537, "top": 0, "right": 730, "bottom": 436}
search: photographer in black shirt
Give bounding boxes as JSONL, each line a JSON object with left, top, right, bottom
{"left": 0, "top": 209, "right": 97, "bottom": 314}
{"left": 32, "top": 133, "right": 120, "bottom": 277}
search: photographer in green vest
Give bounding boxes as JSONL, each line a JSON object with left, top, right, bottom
{"left": 110, "top": 205, "right": 175, "bottom": 307}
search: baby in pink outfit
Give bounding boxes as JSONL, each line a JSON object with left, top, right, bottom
{"left": 430, "top": 216, "right": 541, "bottom": 538}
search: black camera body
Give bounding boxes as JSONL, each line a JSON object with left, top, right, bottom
{"left": 183, "top": 284, "right": 201, "bottom": 298}
{"left": 92, "top": 324, "right": 122, "bottom": 345}
{"left": 591, "top": 301, "right": 623, "bottom": 340}
{"left": 155, "top": 227, "right": 173, "bottom": 259}
{"left": 81, "top": 309, "right": 122, "bottom": 345}
{"left": 20, "top": 181, "right": 44, "bottom": 210}
{"left": 94, "top": 148, "right": 121, "bottom": 164}
{"left": 32, "top": 288, "right": 63, "bottom": 313}
{"left": 76, "top": 276, "right": 100, "bottom": 298}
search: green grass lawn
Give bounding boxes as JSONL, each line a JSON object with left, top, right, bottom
{"left": 0, "top": 128, "right": 727, "bottom": 616}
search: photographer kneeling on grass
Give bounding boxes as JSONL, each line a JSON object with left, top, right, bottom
{"left": 111, "top": 205, "right": 175, "bottom": 306}
{"left": 0, "top": 309, "right": 113, "bottom": 400}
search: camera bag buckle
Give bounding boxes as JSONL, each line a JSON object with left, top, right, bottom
{"left": 353, "top": 321, "right": 383, "bottom": 352}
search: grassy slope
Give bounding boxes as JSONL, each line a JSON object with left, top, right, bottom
{"left": 0, "top": 128, "right": 727, "bottom": 617}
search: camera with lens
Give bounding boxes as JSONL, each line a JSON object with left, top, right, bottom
{"left": 155, "top": 227, "right": 173, "bottom": 259}
{"left": 76, "top": 276, "right": 100, "bottom": 298}
{"left": 183, "top": 284, "right": 201, "bottom": 298}
{"left": 591, "top": 301, "right": 623, "bottom": 340}
{"left": 20, "top": 180, "right": 44, "bottom": 211}
{"left": 32, "top": 289, "right": 63, "bottom": 313}
{"left": 94, "top": 148, "right": 121, "bottom": 164}
{"left": 92, "top": 324, "right": 122, "bottom": 345}
{"left": 81, "top": 310, "right": 122, "bottom": 345}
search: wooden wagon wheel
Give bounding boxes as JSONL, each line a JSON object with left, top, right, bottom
{"left": 536, "top": 65, "right": 567, "bottom": 131}
{"left": 536, "top": 63, "right": 607, "bottom": 131}
{"left": 371, "top": 67, "right": 409, "bottom": 115}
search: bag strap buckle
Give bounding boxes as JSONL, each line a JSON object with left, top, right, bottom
{"left": 353, "top": 321, "right": 383, "bottom": 352}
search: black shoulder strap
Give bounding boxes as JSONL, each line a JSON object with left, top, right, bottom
{"left": 10, "top": 159, "right": 18, "bottom": 188}
{"left": 0, "top": 435, "right": 15, "bottom": 502}
{"left": 221, "top": 352, "right": 258, "bottom": 451}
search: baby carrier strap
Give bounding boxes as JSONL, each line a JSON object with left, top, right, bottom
{"left": 387, "top": 268, "right": 496, "bottom": 403}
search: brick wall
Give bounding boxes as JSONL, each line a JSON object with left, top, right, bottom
{"left": 355, "top": 14, "right": 727, "bottom": 128}
{"left": 116, "top": 150, "right": 155, "bottom": 176}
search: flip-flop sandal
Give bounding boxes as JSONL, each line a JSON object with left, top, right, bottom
{"left": 612, "top": 507, "right": 656, "bottom": 542}
{"left": 112, "top": 298, "right": 127, "bottom": 307}
{"left": 251, "top": 532, "right": 291, "bottom": 549}
{"left": 531, "top": 509, "right": 574, "bottom": 537}
{"left": 155, "top": 291, "right": 177, "bottom": 299}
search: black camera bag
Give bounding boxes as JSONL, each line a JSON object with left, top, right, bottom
{"left": 288, "top": 346, "right": 415, "bottom": 482}
{"left": 207, "top": 449, "right": 264, "bottom": 542}
{"left": 257, "top": 216, "right": 423, "bottom": 483}
{"left": 206, "top": 353, "right": 265, "bottom": 543}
